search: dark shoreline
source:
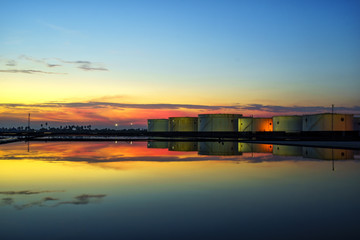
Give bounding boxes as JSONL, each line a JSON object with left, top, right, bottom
{"left": 1, "top": 136, "right": 360, "bottom": 150}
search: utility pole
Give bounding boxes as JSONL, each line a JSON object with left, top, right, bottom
{"left": 331, "top": 104, "right": 334, "bottom": 132}
{"left": 28, "top": 113, "right": 30, "bottom": 132}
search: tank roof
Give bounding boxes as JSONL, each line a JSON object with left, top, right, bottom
{"left": 198, "top": 114, "right": 242, "bottom": 117}
{"left": 168, "top": 117, "right": 198, "bottom": 119}
{"left": 273, "top": 115, "right": 302, "bottom": 118}
{"left": 302, "top": 113, "right": 353, "bottom": 117}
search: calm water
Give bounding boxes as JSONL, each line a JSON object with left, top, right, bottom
{"left": 0, "top": 141, "right": 359, "bottom": 240}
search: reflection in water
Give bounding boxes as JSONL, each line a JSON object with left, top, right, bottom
{"left": 0, "top": 190, "right": 106, "bottom": 210}
{"left": 0, "top": 141, "right": 356, "bottom": 162}
{"left": 303, "top": 147, "right": 354, "bottom": 160}
{"left": 273, "top": 145, "right": 303, "bottom": 156}
{"left": 198, "top": 141, "right": 240, "bottom": 155}
{"left": 0, "top": 141, "right": 359, "bottom": 239}
{"left": 168, "top": 142, "right": 198, "bottom": 152}
{"left": 238, "top": 143, "right": 273, "bottom": 153}
{"left": 147, "top": 141, "right": 168, "bottom": 149}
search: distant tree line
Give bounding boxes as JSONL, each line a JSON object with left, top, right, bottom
{"left": 0, "top": 125, "right": 146, "bottom": 134}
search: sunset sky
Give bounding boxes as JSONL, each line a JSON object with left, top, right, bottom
{"left": 1, "top": 0, "right": 359, "bottom": 128}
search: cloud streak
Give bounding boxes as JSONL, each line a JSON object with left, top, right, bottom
{"left": 0, "top": 102, "right": 359, "bottom": 113}
{"left": 0, "top": 69, "right": 66, "bottom": 74}
{"left": 43, "top": 22, "right": 79, "bottom": 35}
{"left": 56, "top": 58, "right": 108, "bottom": 71}
{"left": 0, "top": 55, "right": 108, "bottom": 74}
{"left": 5, "top": 60, "right": 17, "bottom": 66}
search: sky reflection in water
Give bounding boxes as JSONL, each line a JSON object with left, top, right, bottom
{"left": 0, "top": 141, "right": 359, "bottom": 240}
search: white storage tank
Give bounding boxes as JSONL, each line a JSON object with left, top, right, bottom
{"left": 273, "top": 116, "right": 302, "bottom": 132}
{"left": 147, "top": 119, "right": 169, "bottom": 132}
{"left": 302, "top": 113, "right": 354, "bottom": 131}
{"left": 354, "top": 116, "right": 360, "bottom": 131}
{"left": 252, "top": 118, "right": 273, "bottom": 132}
{"left": 169, "top": 117, "right": 198, "bottom": 132}
{"left": 238, "top": 117, "right": 253, "bottom": 132}
{"left": 198, "top": 114, "right": 242, "bottom": 132}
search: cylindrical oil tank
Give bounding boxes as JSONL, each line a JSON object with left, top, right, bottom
{"left": 302, "top": 147, "right": 354, "bottom": 160}
{"left": 147, "top": 141, "right": 169, "bottom": 149}
{"left": 273, "top": 145, "right": 302, "bottom": 156}
{"left": 252, "top": 118, "right": 273, "bottom": 132}
{"left": 198, "top": 141, "right": 240, "bottom": 156}
{"left": 353, "top": 117, "right": 360, "bottom": 131}
{"left": 147, "top": 119, "right": 169, "bottom": 132}
{"left": 198, "top": 114, "right": 242, "bottom": 132}
{"left": 169, "top": 117, "right": 198, "bottom": 132}
{"left": 273, "top": 116, "right": 302, "bottom": 132}
{"left": 168, "top": 142, "right": 198, "bottom": 152}
{"left": 238, "top": 117, "right": 253, "bottom": 132}
{"left": 302, "top": 114, "right": 354, "bottom": 131}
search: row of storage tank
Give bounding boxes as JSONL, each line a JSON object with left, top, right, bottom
{"left": 148, "top": 113, "right": 360, "bottom": 132}
{"left": 148, "top": 141, "right": 356, "bottom": 160}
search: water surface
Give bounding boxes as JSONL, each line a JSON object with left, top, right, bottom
{"left": 1, "top": 141, "right": 359, "bottom": 239}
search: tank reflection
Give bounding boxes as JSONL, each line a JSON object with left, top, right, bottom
{"left": 238, "top": 143, "right": 273, "bottom": 153}
{"left": 302, "top": 147, "right": 354, "bottom": 160}
{"left": 168, "top": 142, "right": 198, "bottom": 152}
{"left": 198, "top": 142, "right": 240, "bottom": 156}
{"left": 0, "top": 141, "right": 355, "bottom": 162}
{"left": 147, "top": 141, "right": 169, "bottom": 149}
{"left": 273, "top": 145, "right": 302, "bottom": 156}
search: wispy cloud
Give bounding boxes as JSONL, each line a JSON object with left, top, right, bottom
{"left": 0, "top": 69, "right": 66, "bottom": 74}
{"left": 56, "top": 58, "right": 108, "bottom": 71}
{"left": 5, "top": 60, "right": 17, "bottom": 66}
{"left": 1, "top": 55, "right": 108, "bottom": 73}
{"left": 0, "top": 102, "right": 359, "bottom": 113}
{"left": 42, "top": 22, "right": 79, "bottom": 35}
{"left": 19, "top": 55, "right": 62, "bottom": 68}
{"left": 47, "top": 63, "right": 61, "bottom": 67}
{"left": 19, "top": 55, "right": 44, "bottom": 64}
{"left": 236, "top": 104, "right": 342, "bottom": 113}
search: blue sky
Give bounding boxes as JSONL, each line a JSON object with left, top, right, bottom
{"left": 1, "top": 0, "right": 359, "bottom": 127}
